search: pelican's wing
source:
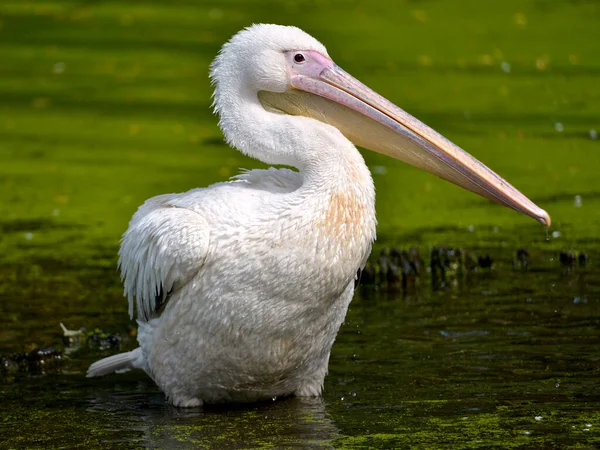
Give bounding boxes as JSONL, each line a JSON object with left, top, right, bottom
{"left": 119, "top": 196, "right": 210, "bottom": 321}
{"left": 232, "top": 167, "right": 303, "bottom": 193}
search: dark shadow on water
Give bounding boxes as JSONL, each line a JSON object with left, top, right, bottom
{"left": 358, "top": 60, "right": 600, "bottom": 78}
{"left": 0, "top": 218, "right": 83, "bottom": 234}
{"left": 532, "top": 190, "right": 600, "bottom": 205}
{"left": 452, "top": 190, "right": 600, "bottom": 214}
{"left": 4, "top": 85, "right": 600, "bottom": 127}
{"left": 0, "top": 91, "right": 211, "bottom": 120}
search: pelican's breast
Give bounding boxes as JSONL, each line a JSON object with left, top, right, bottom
{"left": 322, "top": 191, "right": 367, "bottom": 238}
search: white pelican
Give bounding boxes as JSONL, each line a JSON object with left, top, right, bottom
{"left": 87, "top": 24, "right": 550, "bottom": 407}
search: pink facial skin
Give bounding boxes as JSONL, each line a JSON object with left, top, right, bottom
{"left": 285, "top": 50, "right": 334, "bottom": 79}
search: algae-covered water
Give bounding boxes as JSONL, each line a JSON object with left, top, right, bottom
{"left": 1, "top": 1, "right": 599, "bottom": 448}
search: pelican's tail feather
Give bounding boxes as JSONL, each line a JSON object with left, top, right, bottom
{"left": 87, "top": 348, "right": 143, "bottom": 377}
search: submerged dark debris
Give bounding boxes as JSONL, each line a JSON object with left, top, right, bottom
{"left": 1, "top": 347, "right": 63, "bottom": 380}
{"left": 360, "top": 246, "right": 591, "bottom": 292}
{"left": 559, "top": 250, "right": 589, "bottom": 269}
{"left": 514, "top": 248, "right": 530, "bottom": 269}
{"left": 361, "top": 246, "right": 493, "bottom": 292}
{"left": 1, "top": 325, "right": 129, "bottom": 381}
{"left": 361, "top": 247, "right": 423, "bottom": 291}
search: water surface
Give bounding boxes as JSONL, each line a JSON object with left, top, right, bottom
{"left": 1, "top": 0, "right": 599, "bottom": 448}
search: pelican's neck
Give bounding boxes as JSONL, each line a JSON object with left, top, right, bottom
{"left": 216, "top": 89, "right": 373, "bottom": 194}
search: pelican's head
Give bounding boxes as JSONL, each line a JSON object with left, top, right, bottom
{"left": 211, "top": 24, "right": 328, "bottom": 96}
{"left": 211, "top": 24, "right": 550, "bottom": 227}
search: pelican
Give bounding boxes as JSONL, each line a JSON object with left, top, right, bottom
{"left": 87, "top": 24, "right": 550, "bottom": 407}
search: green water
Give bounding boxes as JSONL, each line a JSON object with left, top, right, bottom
{"left": 1, "top": 0, "right": 599, "bottom": 448}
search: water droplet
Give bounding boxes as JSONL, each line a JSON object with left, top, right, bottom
{"left": 523, "top": 431, "right": 531, "bottom": 435}
{"left": 535, "top": 416, "right": 543, "bottom": 421}
{"left": 555, "top": 383, "right": 560, "bottom": 388}
{"left": 352, "top": 392, "right": 357, "bottom": 397}
{"left": 590, "top": 129, "right": 598, "bottom": 140}
{"left": 468, "top": 224, "right": 475, "bottom": 232}
{"left": 53, "top": 62, "right": 65, "bottom": 74}
{"left": 574, "top": 195, "right": 582, "bottom": 207}
{"left": 552, "top": 231, "right": 561, "bottom": 239}
{"left": 500, "top": 61, "right": 511, "bottom": 73}
{"left": 586, "top": 423, "right": 592, "bottom": 427}
{"left": 340, "top": 396, "right": 345, "bottom": 401}
{"left": 24, "top": 232, "right": 33, "bottom": 241}
{"left": 271, "top": 397, "right": 277, "bottom": 402}
{"left": 554, "top": 122, "right": 564, "bottom": 133}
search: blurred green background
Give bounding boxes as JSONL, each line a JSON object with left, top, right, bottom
{"left": 1, "top": 0, "right": 599, "bottom": 258}
{"left": 1, "top": 1, "right": 599, "bottom": 448}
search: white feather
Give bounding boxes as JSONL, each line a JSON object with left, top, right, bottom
{"left": 118, "top": 196, "right": 210, "bottom": 321}
{"left": 87, "top": 348, "right": 143, "bottom": 377}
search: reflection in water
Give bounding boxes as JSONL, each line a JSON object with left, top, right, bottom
{"left": 87, "top": 387, "right": 340, "bottom": 448}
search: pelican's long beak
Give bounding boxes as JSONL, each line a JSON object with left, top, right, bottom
{"left": 258, "top": 63, "right": 550, "bottom": 227}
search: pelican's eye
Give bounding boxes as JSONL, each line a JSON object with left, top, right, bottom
{"left": 293, "top": 53, "right": 306, "bottom": 64}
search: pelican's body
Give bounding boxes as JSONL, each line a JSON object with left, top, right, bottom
{"left": 127, "top": 161, "right": 374, "bottom": 405}
{"left": 88, "top": 25, "right": 549, "bottom": 407}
